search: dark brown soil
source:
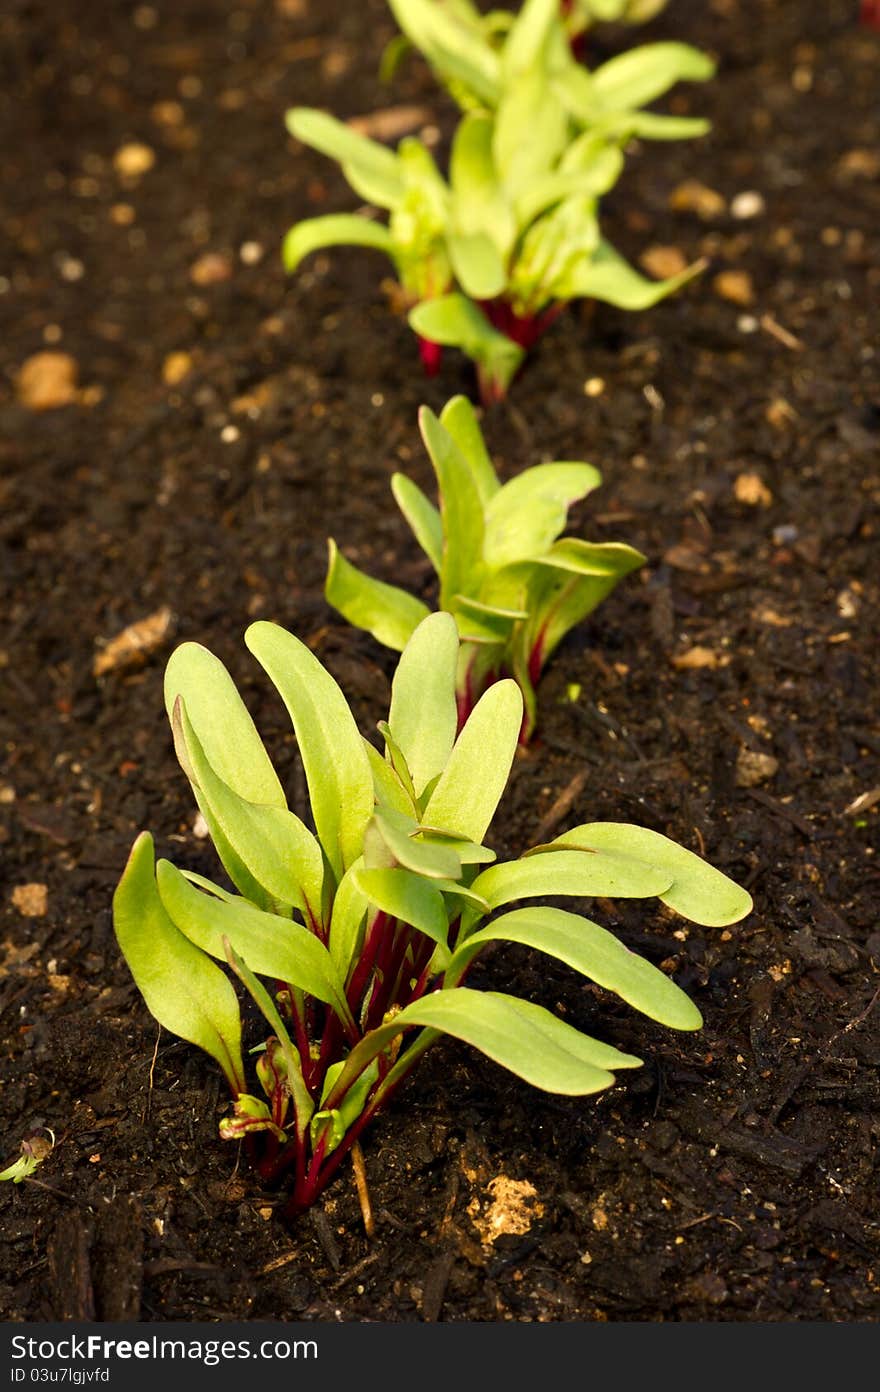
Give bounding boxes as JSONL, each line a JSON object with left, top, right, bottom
{"left": 2, "top": 0, "right": 879, "bottom": 1323}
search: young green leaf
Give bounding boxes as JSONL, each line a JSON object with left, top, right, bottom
{"left": 369, "top": 808, "right": 463, "bottom": 881}
{"left": 327, "top": 859, "right": 370, "bottom": 983}
{"left": 388, "top": 611, "right": 459, "bottom": 797}
{"left": 423, "top": 679, "right": 522, "bottom": 842}
{"left": 390, "top": 474, "right": 443, "bottom": 572}
{"left": 172, "top": 696, "right": 324, "bottom": 922}
{"left": 408, "top": 296, "right": 525, "bottom": 399}
{"left": 539, "top": 824, "right": 754, "bottom": 926}
{"left": 468, "top": 848, "right": 674, "bottom": 914}
{"left": 483, "top": 462, "right": 602, "bottom": 569}
{"left": 164, "top": 642, "right": 286, "bottom": 809}
{"left": 438, "top": 395, "right": 499, "bottom": 504}
{"left": 286, "top": 108, "right": 404, "bottom": 208}
{"left": 418, "top": 405, "right": 486, "bottom": 609}
{"left": 223, "top": 941, "right": 313, "bottom": 1137}
{"left": 589, "top": 42, "right": 716, "bottom": 113}
{"left": 245, "top": 621, "right": 374, "bottom": 881}
{"left": 326, "top": 538, "right": 430, "bottom": 653}
{"left": 450, "top": 905, "right": 702, "bottom": 1029}
{"left": 155, "top": 858, "right": 354, "bottom": 1031}
{"left": 113, "top": 833, "right": 245, "bottom": 1093}
{"left": 283, "top": 215, "right": 395, "bottom": 275}
{"left": 353, "top": 867, "right": 450, "bottom": 960}
{"left": 353, "top": 989, "right": 643, "bottom": 1096}
{"left": 561, "top": 238, "right": 704, "bottom": 308}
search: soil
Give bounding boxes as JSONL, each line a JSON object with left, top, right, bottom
{"left": 2, "top": 0, "right": 879, "bottom": 1325}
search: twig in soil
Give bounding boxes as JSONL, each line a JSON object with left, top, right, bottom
{"left": 532, "top": 769, "right": 589, "bottom": 843}
{"left": 142, "top": 1025, "right": 161, "bottom": 1124}
{"left": 741, "top": 787, "right": 815, "bottom": 838}
{"left": 330, "top": 1250, "right": 383, "bottom": 1294}
{"left": 420, "top": 1249, "right": 456, "bottom": 1323}
{"left": 258, "top": 1250, "right": 299, "bottom": 1276}
{"left": 310, "top": 1209, "right": 341, "bottom": 1270}
{"left": 759, "top": 314, "right": 804, "bottom": 352}
{"left": 351, "top": 1140, "right": 375, "bottom": 1238}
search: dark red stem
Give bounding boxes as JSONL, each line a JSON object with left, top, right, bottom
{"left": 418, "top": 336, "right": 443, "bottom": 375}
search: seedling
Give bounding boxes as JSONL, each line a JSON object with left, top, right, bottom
{"left": 285, "top": 99, "right": 702, "bottom": 398}
{"left": 114, "top": 613, "right": 751, "bottom": 1219}
{"left": 326, "top": 395, "right": 644, "bottom": 738}
{"left": 385, "top": 0, "right": 711, "bottom": 143}
{"left": 0, "top": 1129, "right": 55, "bottom": 1184}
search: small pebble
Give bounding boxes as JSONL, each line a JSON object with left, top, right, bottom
{"left": 669, "top": 180, "right": 726, "bottom": 219}
{"left": 113, "top": 142, "right": 155, "bottom": 178}
{"left": 714, "top": 269, "right": 754, "bottom": 306}
{"left": 639, "top": 244, "right": 689, "bottom": 279}
{"left": 16, "top": 352, "right": 79, "bottom": 410}
{"left": 730, "top": 190, "right": 765, "bottom": 220}
{"left": 736, "top": 748, "right": 779, "bottom": 788}
{"left": 190, "top": 251, "right": 233, "bottom": 286}
{"left": 12, "top": 884, "right": 48, "bottom": 918}
{"left": 162, "top": 351, "right": 194, "bottom": 386}
{"left": 734, "top": 472, "right": 773, "bottom": 507}
{"left": 773, "top": 524, "right": 798, "bottom": 546}
{"left": 240, "top": 241, "right": 264, "bottom": 265}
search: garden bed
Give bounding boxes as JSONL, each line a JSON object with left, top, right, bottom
{"left": 1, "top": 0, "right": 878, "bottom": 1322}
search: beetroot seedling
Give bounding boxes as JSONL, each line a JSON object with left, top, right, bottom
{"left": 114, "top": 613, "right": 751, "bottom": 1219}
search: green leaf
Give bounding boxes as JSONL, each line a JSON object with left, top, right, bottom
{"left": 590, "top": 43, "right": 715, "bottom": 113}
{"left": 156, "top": 859, "right": 354, "bottom": 1029}
{"left": 353, "top": 867, "right": 451, "bottom": 961}
{"left": 513, "top": 156, "right": 623, "bottom": 226}
{"left": 520, "top": 538, "right": 646, "bottom": 671}
{"left": 493, "top": 70, "right": 568, "bottom": 197}
{"left": 396, "top": 989, "right": 642, "bottom": 1093}
{"left": 325, "top": 538, "right": 430, "bottom": 654}
{"left": 603, "top": 112, "right": 710, "bottom": 142}
{"left": 562, "top": 238, "right": 704, "bottom": 308}
{"left": 282, "top": 215, "right": 394, "bottom": 274}
{"left": 448, "top": 231, "right": 507, "bottom": 300}
{"left": 409, "top": 295, "right": 525, "bottom": 399}
{"left": 423, "top": 679, "right": 522, "bottom": 842}
{"left": 164, "top": 643, "right": 286, "bottom": 809}
{"left": 113, "top": 833, "right": 245, "bottom": 1092}
{"left": 172, "top": 697, "right": 324, "bottom": 923}
{"left": 385, "top": 0, "right": 501, "bottom": 107}
{"left": 388, "top": 612, "right": 459, "bottom": 797}
{"left": 449, "top": 113, "right": 516, "bottom": 260}
{"left": 365, "top": 741, "right": 418, "bottom": 819}
{"left": 541, "top": 824, "right": 753, "bottom": 926}
{"left": 328, "top": 859, "right": 370, "bottom": 982}
{"left": 469, "top": 848, "right": 674, "bottom": 913}
{"left": 501, "top": 0, "right": 560, "bottom": 81}
{"left": 245, "top": 621, "right": 374, "bottom": 881}
{"left": 483, "top": 462, "right": 602, "bottom": 568}
{"left": 451, "top": 906, "right": 702, "bottom": 1029}
{"left": 533, "top": 538, "right": 646, "bottom": 577}
{"left": 418, "top": 405, "right": 486, "bottom": 610}
{"left": 438, "top": 395, "right": 499, "bottom": 504}
{"left": 369, "top": 808, "right": 463, "bottom": 881}
{"left": 417, "top": 830, "right": 496, "bottom": 865}
{"left": 286, "top": 108, "right": 404, "bottom": 208}
{"left": 391, "top": 474, "right": 443, "bottom": 572}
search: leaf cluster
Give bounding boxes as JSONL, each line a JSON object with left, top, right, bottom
{"left": 326, "top": 395, "right": 644, "bottom": 736}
